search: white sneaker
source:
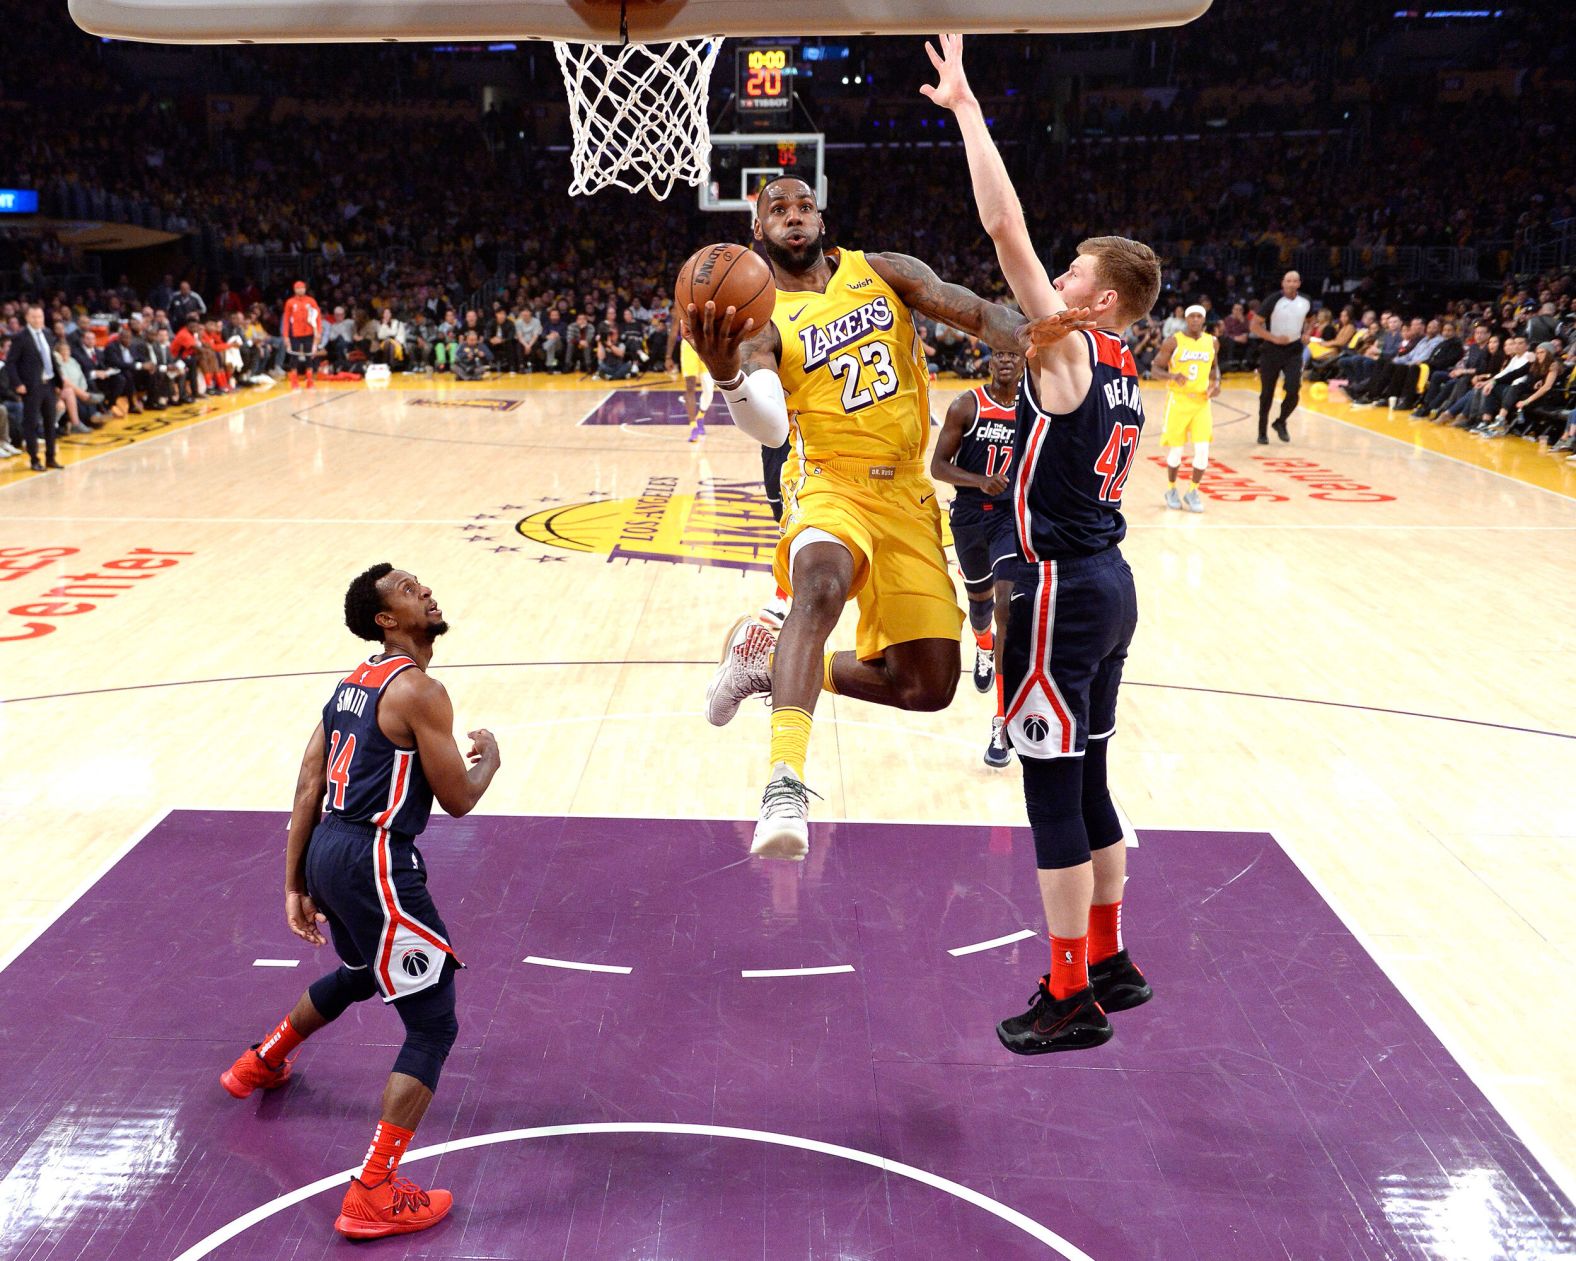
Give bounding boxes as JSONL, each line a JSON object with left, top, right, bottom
{"left": 1183, "top": 490, "right": 1205, "bottom": 513}
{"left": 1164, "top": 487, "right": 1182, "bottom": 510}
{"left": 751, "top": 762, "right": 812, "bottom": 861}
{"left": 705, "top": 615, "right": 775, "bottom": 726}
{"left": 759, "top": 594, "right": 789, "bottom": 630}
{"left": 0, "top": 442, "right": 18, "bottom": 457}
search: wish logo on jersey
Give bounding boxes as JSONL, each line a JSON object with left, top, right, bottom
{"left": 798, "top": 297, "right": 895, "bottom": 370}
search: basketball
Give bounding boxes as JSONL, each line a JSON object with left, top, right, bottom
{"left": 675, "top": 243, "right": 775, "bottom": 337}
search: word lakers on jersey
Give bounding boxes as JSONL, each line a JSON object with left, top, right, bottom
{"left": 1160, "top": 329, "right": 1216, "bottom": 447}
{"left": 771, "top": 249, "right": 962, "bottom": 659}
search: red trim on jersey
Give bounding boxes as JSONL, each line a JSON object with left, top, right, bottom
{"left": 1003, "top": 562, "right": 1075, "bottom": 755}
{"left": 1014, "top": 376, "right": 1050, "bottom": 563}
{"left": 374, "top": 827, "right": 452, "bottom": 994}
{"left": 345, "top": 655, "right": 415, "bottom": 690}
{"left": 973, "top": 384, "right": 1017, "bottom": 421}
{"left": 373, "top": 748, "right": 411, "bottom": 830}
{"left": 1092, "top": 330, "right": 1137, "bottom": 377}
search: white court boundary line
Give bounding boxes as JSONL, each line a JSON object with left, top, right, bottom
{"left": 948, "top": 928, "right": 1037, "bottom": 957}
{"left": 251, "top": 959, "right": 300, "bottom": 968}
{"left": 740, "top": 964, "right": 855, "bottom": 978}
{"left": 1295, "top": 399, "right": 1576, "bottom": 504}
{"left": 523, "top": 955, "right": 633, "bottom": 975}
{"left": 0, "top": 807, "right": 170, "bottom": 975}
{"left": 167, "top": 1121, "right": 1094, "bottom": 1261}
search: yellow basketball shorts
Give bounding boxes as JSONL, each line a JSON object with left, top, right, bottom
{"left": 1160, "top": 393, "right": 1213, "bottom": 447}
{"left": 678, "top": 339, "right": 707, "bottom": 380}
{"left": 775, "top": 455, "right": 964, "bottom": 660}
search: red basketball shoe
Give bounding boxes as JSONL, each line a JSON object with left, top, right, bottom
{"left": 335, "top": 1174, "right": 453, "bottom": 1239}
{"left": 219, "top": 1044, "right": 293, "bottom": 1098}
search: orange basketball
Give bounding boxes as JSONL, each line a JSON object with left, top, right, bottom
{"left": 675, "top": 243, "right": 775, "bottom": 337}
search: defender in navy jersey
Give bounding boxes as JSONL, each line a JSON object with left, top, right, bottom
{"left": 219, "top": 563, "right": 500, "bottom": 1240}
{"left": 926, "top": 33, "right": 1160, "bottom": 1057}
{"left": 930, "top": 347, "right": 1023, "bottom": 767}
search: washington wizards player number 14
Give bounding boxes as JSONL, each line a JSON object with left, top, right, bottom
{"left": 925, "top": 33, "right": 1162, "bottom": 1057}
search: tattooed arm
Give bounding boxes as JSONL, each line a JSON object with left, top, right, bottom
{"left": 867, "top": 251, "right": 1026, "bottom": 354}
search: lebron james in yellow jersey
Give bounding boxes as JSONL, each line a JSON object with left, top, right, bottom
{"left": 687, "top": 175, "right": 1079, "bottom": 861}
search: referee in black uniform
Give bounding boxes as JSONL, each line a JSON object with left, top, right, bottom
{"left": 1250, "top": 270, "right": 1312, "bottom": 444}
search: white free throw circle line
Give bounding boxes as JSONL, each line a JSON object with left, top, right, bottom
{"left": 169, "top": 1121, "right": 1094, "bottom": 1261}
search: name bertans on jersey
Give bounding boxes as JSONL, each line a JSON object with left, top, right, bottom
{"left": 799, "top": 297, "right": 895, "bottom": 370}
{"left": 1102, "top": 377, "right": 1144, "bottom": 413}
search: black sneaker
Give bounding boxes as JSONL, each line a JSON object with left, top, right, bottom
{"left": 996, "top": 981, "right": 1112, "bottom": 1056}
{"left": 1272, "top": 420, "right": 1290, "bottom": 442}
{"left": 972, "top": 643, "right": 994, "bottom": 693}
{"left": 1256, "top": 432, "right": 1269, "bottom": 445}
{"left": 983, "top": 716, "right": 1012, "bottom": 769}
{"left": 1089, "top": 949, "right": 1153, "bottom": 1013}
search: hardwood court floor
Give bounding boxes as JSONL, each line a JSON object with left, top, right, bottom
{"left": 1, "top": 372, "right": 1572, "bottom": 1226}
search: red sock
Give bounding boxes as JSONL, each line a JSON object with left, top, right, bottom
{"left": 359, "top": 1119, "right": 415, "bottom": 1184}
{"left": 1048, "top": 934, "right": 1088, "bottom": 1000}
{"left": 774, "top": 584, "right": 788, "bottom": 601}
{"left": 974, "top": 626, "right": 994, "bottom": 651}
{"left": 1089, "top": 901, "right": 1123, "bottom": 965}
{"left": 256, "top": 1015, "right": 304, "bottom": 1068}
{"left": 994, "top": 671, "right": 1005, "bottom": 719}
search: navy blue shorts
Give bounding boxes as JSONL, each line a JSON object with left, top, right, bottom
{"left": 950, "top": 501, "right": 1018, "bottom": 590}
{"left": 1001, "top": 548, "right": 1137, "bottom": 759}
{"left": 762, "top": 441, "right": 790, "bottom": 523}
{"left": 305, "top": 815, "right": 457, "bottom": 1003}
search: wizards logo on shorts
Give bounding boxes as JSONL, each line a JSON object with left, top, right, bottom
{"left": 1022, "top": 713, "right": 1051, "bottom": 745}
{"left": 400, "top": 948, "right": 432, "bottom": 978}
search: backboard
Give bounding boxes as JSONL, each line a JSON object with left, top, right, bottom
{"left": 69, "top": 0, "right": 1213, "bottom": 44}
{"left": 699, "top": 134, "right": 826, "bottom": 214}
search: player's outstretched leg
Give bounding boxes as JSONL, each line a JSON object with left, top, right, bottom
{"left": 747, "top": 540, "right": 851, "bottom": 859}
{"left": 995, "top": 755, "right": 1112, "bottom": 1055}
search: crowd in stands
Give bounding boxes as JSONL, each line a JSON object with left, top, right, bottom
{"left": 6, "top": 266, "right": 1573, "bottom": 466}
{"left": 2, "top": 2, "right": 1574, "bottom": 464}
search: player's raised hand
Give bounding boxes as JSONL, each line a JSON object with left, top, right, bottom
{"left": 919, "top": 33, "right": 977, "bottom": 113}
{"left": 286, "top": 890, "right": 328, "bottom": 947}
{"left": 1018, "top": 307, "right": 1098, "bottom": 360}
{"left": 685, "top": 300, "right": 756, "bottom": 381}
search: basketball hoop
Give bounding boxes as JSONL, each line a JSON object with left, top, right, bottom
{"left": 554, "top": 33, "right": 722, "bottom": 200}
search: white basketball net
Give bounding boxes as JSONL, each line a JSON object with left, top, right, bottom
{"left": 554, "top": 36, "right": 723, "bottom": 200}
